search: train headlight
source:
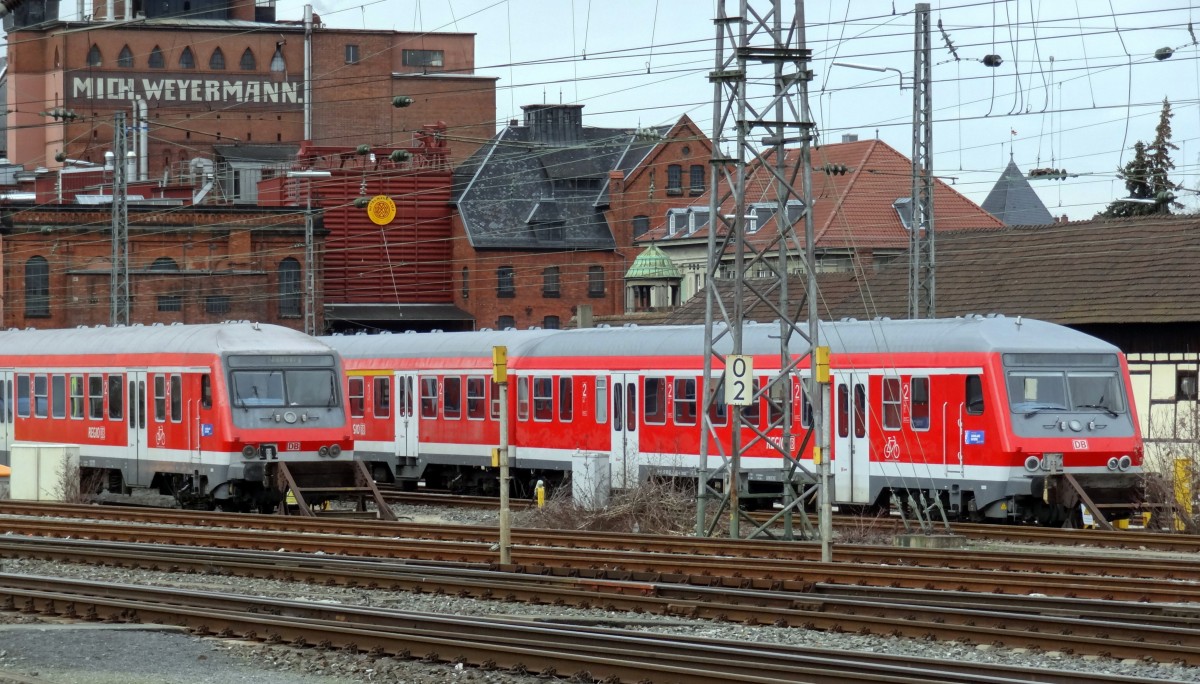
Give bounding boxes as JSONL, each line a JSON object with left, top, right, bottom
{"left": 241, "top": 445, "right": 257, "bottom": 459}
{"left": 1023, "top": 455, "right": 1041, "bottom": 472}
{"left": 1107, "top": 457, "right": 1120, "bottom": 471}
{"left": 329, "top": 444, "right": 342, "bottom": 457}
{"left": 318, "top": 445, "right": 331, "bottom": 457}
{"left": 1118, "top": 455, "right": 1132, "bottom": 472}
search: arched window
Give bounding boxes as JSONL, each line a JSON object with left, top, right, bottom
{"left": 148, "top": 46, "right": 165, "bottom": 69}
{"left": 24, "top": 256, "right": 50, "bottom": 318}
{"left": 278, "top": 258, "right": 301, "bottom": 317}
{"left": 179, "top": 46, "right": 195, "bottom": 69}
{"left": 149, "top": 257, "right": 179, "bottom": 271}
{"left": 86, "top": 44, "right": 102, "bottom": 67}
{"left": 118, "top": 45, "right": 133, "bottom": 68}
{"left": 270, "top": 45, "right": 286, "bottom": 72}
{"left": 209, "top": 48, "right": 226, "bottom": 70}
{"left": 239, "top": 48, "right": 257, "bottom": 71}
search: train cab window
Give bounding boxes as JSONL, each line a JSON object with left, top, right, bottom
{"left": 742, "top": 379, "right": 761, "bottom": 426}
{"left": 374, "top": 377, "right": 391, "bottom": 418}
{"left": 910, "top": 377, "right": 930, "bottom": 430}
{"left": 837, "top": 384, "right": 849, "bottom": 438}
{"left": 88, "top": 376, "right": 104, "bottom": 419}
{"left": 170, "top": 375, "right": 182, "bottom": 423}
{"left": 154, "top": 376, "right": 167, "bottom": 422}
{"left": 467, "top": 377, "right": 487, "bottom": 420}
{"left": 420, "top": 377, "right": 438, "bottom": 418}
{"left": 200, "top": 375, "right": 212, "bottom": 410}
{"left": 489, "top": 379, "right": 500, "bottom": 420}
{"left": 108, "top": 375, "right": 123, "bottom": 420}
{"left": 532, "top": 376, "right": 553, "bottom": 421}
{"left": 644, "top": 377, "right": 667, "bottom": 425}
{"left": 70, "top": 375, "right": 85, "bottom": 419}
{"left": 348, "top": 377, "right": 365, "bottom": 418}
{"left": 708, "top": 380, "right": 729, "bottom": 426}
{"left": 882, "top": 377, "right": 901, "bottom": 430}
{"left": 16, "top": 376, "right": 29, "bottom": 418}
{"left": 559, "top": 377, "right": 573, "bottom": 422}
{"left": 596, "top": 377, "right": 608, "bottom": 424}
{"left": 51, "top": 375, "right": 65, "bottom": 419}
{"left": 853, "top": 384, "right": 866, "bottom": 438}
{"left": 443, "top": 377, "right": 462, "bottom": 419}
{"left": 673, "top": 378, "right": 696, "bottom": 425}
{"left": 516, "top": 377, "right": 529, "bottom": 421}
{"left": 966, "top": 375, "right": 984, "bottom": 415}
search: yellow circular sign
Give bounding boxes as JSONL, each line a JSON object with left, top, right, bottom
{"left": 367, "top": 195, "right": 396, "bottom": 226}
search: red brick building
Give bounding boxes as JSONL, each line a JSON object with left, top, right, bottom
{"left": 450, "top": 106, "right": 712, "bottom": 330}
{"left": 1, "top": 204, "right": 311, "bottom": 328}
{"left": 4, "top": 0, "right": 496, "bottom": 181}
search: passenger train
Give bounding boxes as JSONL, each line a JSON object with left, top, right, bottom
{"left": 326, "top": 315, "right": 1144, "bottom": 524}
{"left": 0, "top": 322, "right": 352, "bottom": 511}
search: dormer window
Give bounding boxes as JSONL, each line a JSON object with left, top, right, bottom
{"left": 687, "top": 211, "right": 696, "bottom": 235}
{"left": 892, "top": 197, "right": 914, "bottom": 231}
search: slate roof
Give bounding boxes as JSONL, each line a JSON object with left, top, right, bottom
{"left": 981, "top": 158, "right": 1055, "bottom": 226}
{"left": 639, "top": 139, "right": 1002, "bottom": 247}
{"left": 663, "top": 214, "right": 1200, "bottom": 326}
{"left": 453, "top": 106, "right": 666, "bottom": 250}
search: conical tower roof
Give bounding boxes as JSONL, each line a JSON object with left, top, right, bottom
{"left": 625, "top": 243, "right": 681, "bottom": 279}
{"left": 981, "top": 158, "right": 1054, "bottom": 226}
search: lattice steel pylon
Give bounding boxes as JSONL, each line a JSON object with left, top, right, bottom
{"left": 110, "top": 112, "right": 130, "bottom": 326}
{"left": 697, "top": 0, "right": 828, "bottom": 554}
{"left": 909, "top": 2, "right": 934, "bottom": 319}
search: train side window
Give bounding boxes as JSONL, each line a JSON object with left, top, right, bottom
{"left": 397, "top": 377, "right": 409, "bottom": 418}
{"left": 837, "top": 383, "right": 849, "bottom": 438}
{"left": 88, "top": 376, "right": 104, "bottom": 419}
{"left": 643, "top": 377, "right": 667, "bottom": 425}
{"left": 420, "top": 377, "right": 438, "bottom": 419}
{"left": 69, "top": 375, "right": 85, "bottom": 419}
{"left": 443, "top": 376, "right": 462, "bottom": 419}
{"left": 5, "top": 379, "right": 10, "bottom": 423}
{"left": 882, "top": 377, "right": 901, "bottom": 430}
{"left": 595, "top": 377, "right": 607, "bottom": 424}
{"left": 673, "top": 378, "right": 696, "bottom": 425}
{"left": 612, "top": 383, "right": 623, "bottom": 431}
{"left": 348, "top": 377, "right": 365, "bottom": 418}
{"left": 34, "top": 375, "right": 48, "bottom": 418}
{"left": 800, "top": 377, "right": 813, "bottom": 428}
{"left": 853, "top": 383, "right": 866, "bottom": 438}
{"left": 742, "top": 379, "right": 761, "bottom": 426}
{"left": 154, "top": 375, "right": 166, "bottom": 422}
{"left": 767, "top": 377, "right": 785, "bottom": 425}
{"left": 50, "top": 375, "right": 64, "bottom": 419}
{"left": 16, "top": 375, "right": 29, "bottom": 418}
{"left": 910, "top": 377, "right": 930, "bottom": 430}
{"left": 467, "top": 377, "right": 486, "bottom": 420}
{"left": 558, "top": 377, "right": 573, "bottom": 422}
{"left": 489, "top": 379, "right": 499, "bottom": 420}
{"left": 138, "top": 381, "right": 146, "bottom": 430}
{"left": 966, "top": 375, "right": 984, "bottom": 415}
{"left": 626, "top": 382, "right": 637, "bottom": 429}
{"left": 516, "top": 376, "right": 529, "bottom": 421}
{"left": 374, "top": 377, "right": 391, "bottom": 418}
{"left": 708, "top": 379, "right": 729, "bottom": 426}
{"left": 200, "top": 374, "right": 212, "bottom": 410}
{"left": 532, "top": 376, "right": 553, "bottom": 421}
{"left": 108, "top": 375, "right": 123, "bottom": 421}
{"left": 170, "top": 375, "right": 182, "bottom": 423}
{"left": 128, "top": 380, "right": 135, "bottom": 428}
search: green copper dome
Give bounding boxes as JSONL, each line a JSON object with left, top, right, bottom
{"left": 625, "top": 243, "right": 682, "bottom": 279}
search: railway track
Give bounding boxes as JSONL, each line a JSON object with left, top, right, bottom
{"left": 1, "top": 508, "right": 1199, "bottom": 604}
{"left": 1, "top": 541, "right": 1196, "bottom": 675}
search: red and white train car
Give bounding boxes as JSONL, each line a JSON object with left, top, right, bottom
{"left": 326, "top": 315, "right": 1144, "bottom": 523}
{"left": 0, "top": 322, "right": 352, "bottom": 511}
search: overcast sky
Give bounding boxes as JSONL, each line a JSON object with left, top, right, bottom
{"left": 256, "top": 3, "right": 1200, "bottom": 218}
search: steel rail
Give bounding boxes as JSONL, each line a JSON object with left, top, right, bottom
{"left": 0, "top": 573, "right": 1164, "bottom": 684}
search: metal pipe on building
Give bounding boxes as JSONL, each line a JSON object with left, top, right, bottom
{"left": 135, "top": 98, "right": 147, "bottom": 181}
{"left": 105, "top": 0, "right": 113, "bottom": 21}
{"left": 303, "top": 4, "right": 312, "bottom": 141}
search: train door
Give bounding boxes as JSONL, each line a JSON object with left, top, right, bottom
{"left": 395, "top": 372, "right": 418, "bottom": 459}
{"left": 832, "top": 372, "right": 871, "bottom": 503}
{"left": 127, "top": 371, "right": 149, "bottom": 485}
{"left": 0, "top": 370, "right": 11, "bottom": 466}
{"left": 610, "top": 373, "right": 639, "bottom": 489}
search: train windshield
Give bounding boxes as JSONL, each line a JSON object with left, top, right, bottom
{"left": 226, "top": 357, "right": 340, "bottom": 405}
{"left": 1003, "top": 353, "right": 1126, "bottom": 415}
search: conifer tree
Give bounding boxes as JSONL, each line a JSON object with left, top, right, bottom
{"left": 1101, "top": 98, "right": 1181, "bottom": 217}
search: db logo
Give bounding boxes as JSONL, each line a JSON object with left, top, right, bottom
{"left": 1072, "top": 439, "right": 1088, "bottom": 450}
{"left": 883, "top": 435, "right": 901, "bottom": 461}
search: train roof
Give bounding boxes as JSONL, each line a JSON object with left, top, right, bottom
{"left": 0, "top": 322, "right": 334, "bottom": 357}
{"left": 325, "top": 316, "right": 1119, "bottom": 361}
